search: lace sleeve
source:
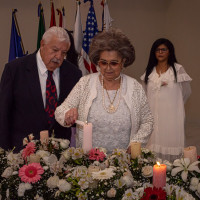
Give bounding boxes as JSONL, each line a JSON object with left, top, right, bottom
{"left": 55, "top": 77, "right": 87, "bottom": 127}
{"left": 181, "top": 81, "right": 192, "bottom": 103}
{"left": 131, "top": 84, "right": 154, "bottom": 146}
{"left": 177, "top": 66, "right": 192, "bottom": 103}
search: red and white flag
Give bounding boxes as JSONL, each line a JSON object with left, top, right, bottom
{"left": 50, "top": 2, "right": 56, "bottom": 27}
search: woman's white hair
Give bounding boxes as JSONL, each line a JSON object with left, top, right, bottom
{"left": 42, "top": 26, "right": 71, "bottom": 45}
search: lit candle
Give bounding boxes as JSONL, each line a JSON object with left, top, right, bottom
{"left": 153, "top": 162, "right": 166, "bottom": 188}
{"left": 40, "top": 130, "right": 49, "bottom": 144}
{"left": 82, "top": 122, "right": 93, "bottom": 153}
{"left": 130, "top": 142, "right": 141, "bottom": 159}
{"left": 184, "top": 146, "right": 197, "bottom": 163}
{"left": 29, "top": 154, "right": 40, "bottom": 163}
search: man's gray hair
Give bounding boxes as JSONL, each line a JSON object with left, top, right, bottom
{"left": 42, "top": 26, "right": 71, "bottom": 45}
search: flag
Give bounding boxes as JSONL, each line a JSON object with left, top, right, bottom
{"left": 74, "top": 0, "right": 83, "bottom": 55}
{"left": 81, "top": 0, "right": 98, "bottom": 74}
{"left": 62, "top": 7, "right": 66, "bottom": 29}
{"left": 8, "top": 9, "right": 25, "bottom": 62}
{"left": 50, "top": 2, "right": 56, "bottom": 27}
{"left": 56, "top": 9, "right": 63, "bottom": 27}
{"left": 37, "top": 3, "right": 45, "bottom": 50}
{"left": 101, "top": 0, "right": 113, "bottom": 31}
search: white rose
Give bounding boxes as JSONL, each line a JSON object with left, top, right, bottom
{"left": 190, "top": 177, "right": 199, "bottom": 186}
{"left": 18, "top": 183, "right": 26, "bottom": 197}
{"left": 43, "top": 166, "right": 49, "bottom": 170}
{"left": 2, "top": 167, "right": 13, "bottom": 178}
{"left": 60, "top": 140, "right": 70, "bottom": 149}
{"left": 62, "top": 150, "right": 70, "bottom": 160}
{"left": 107, "top": 188, "right": 116, "bottom": 198}
{"left": 57, "top": 179, "right": 71, "bottom": 192}
{"left": 47, "top": 176, "right": 59, "bottom": 189}
{"left": 122, "top": 175, "right": 134, "bottom": 187}
{"left": 163, "top": 160, "right": 173, "bottom": 172}
{"left": 18, "top": 183, "right": 32, "bottom": 197}
{"left": 36, "top": 150, "right": 50, "bottom": 158}
{"left": 189, "top": 185, "right": 197, "bottom": 191}
{"left": 142, "top": 166, "right": 153, "bottom": 177}
{"left": 24, "top": 183, "right": 32, "bottom": 190}
{"left": 51, "top": 140, "right": 56, "bottom": 145}
{"left": 18, "top": 188, "right": 25, "bottom": 197}
{"left": 12, "top": 171, "right": 18, "bottom": 175}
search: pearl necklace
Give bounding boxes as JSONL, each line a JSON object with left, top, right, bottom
{"left": 101, "top": 76, "right": 122, "bottom": 113}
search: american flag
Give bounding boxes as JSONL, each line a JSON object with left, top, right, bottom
{"left": 81, "top": 0, "right": 98, "bottom": 73}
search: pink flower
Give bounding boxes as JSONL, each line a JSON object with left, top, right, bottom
{"left": 19, "top": 163, "right": 44, "bottom": 183}
{"left": 89, "top": 148, "right": 106, "bottom": 161}
{"left": 22, "top": 142, "right": 36, "bottom": 159}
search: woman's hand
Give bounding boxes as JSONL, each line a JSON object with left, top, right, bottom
{"left": 65, "top": 108, "right": 78, "bottom": 126}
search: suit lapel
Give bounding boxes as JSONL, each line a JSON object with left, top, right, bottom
{"left": 25, "top": 53, "right": 46, "bottom": 114}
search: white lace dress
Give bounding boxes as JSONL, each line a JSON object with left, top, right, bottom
{"left": 141, "top": 63, "right": 192, "bottom": 161}
{"left": 55, "top": 73, "right": 153, "bottom": 153}
{"left": 88, "top": 78, "right": 131, "bottom": 153}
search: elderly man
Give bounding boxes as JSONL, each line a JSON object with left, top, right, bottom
{"left": 0, "top": 26, "right": 82, "bottom": 151}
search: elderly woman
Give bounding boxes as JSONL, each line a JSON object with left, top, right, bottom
{"left": 55, "top": 29, "right": 153, "bottom": 153}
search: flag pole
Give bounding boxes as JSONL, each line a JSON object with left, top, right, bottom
{"left": 12, "top": 9, "right": 25, "bottom": 54}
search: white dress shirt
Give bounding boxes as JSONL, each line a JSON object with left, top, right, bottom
{"left": 36, "top": 50, "right": 60, "bottom": 108}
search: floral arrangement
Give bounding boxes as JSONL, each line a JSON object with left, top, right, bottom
{"left": 0, "top": 134, "right": 200, "bottom": 200}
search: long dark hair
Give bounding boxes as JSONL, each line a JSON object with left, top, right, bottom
{"left": 144, "top": 38, "right": 177, "bottom": 84}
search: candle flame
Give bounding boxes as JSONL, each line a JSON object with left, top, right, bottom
{"left": 85, "top": 121, "right": 88, "bottom": 124}
{"left": 156, "top": 162, "right": 161, "bottom": 166}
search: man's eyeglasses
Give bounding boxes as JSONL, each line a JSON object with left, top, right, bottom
{"left": 155, "top": 48, "right": 168, "bottom": 53}
{"left": 98, "top": 60, "right": 121, "bottom": 68}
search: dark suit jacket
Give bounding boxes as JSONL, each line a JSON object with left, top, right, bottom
{"left": 0, "top": 52, "right": 82, "bottom": 151}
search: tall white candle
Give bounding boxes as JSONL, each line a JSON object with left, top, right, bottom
{"left": 184, "top": 146, "right": 197, "bottom": 163}
{"left": 130, "top": 142, "right": 141, "bottom": 159}
{"left": 40, "top": 130, "right": 49, "bottom": 144}
{"left": 82, "top": 122, "right": 93, "bottom": 153}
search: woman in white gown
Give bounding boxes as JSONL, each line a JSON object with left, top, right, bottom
{"left": 141, "top": 38, "right": 192, "bottom": 162}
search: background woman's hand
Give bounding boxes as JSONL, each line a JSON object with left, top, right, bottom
{"left": 65, "top": 108, "right": 78, "bottom": 126}
{"left": 126, "top": 146, "right": 131, "bottom": 154}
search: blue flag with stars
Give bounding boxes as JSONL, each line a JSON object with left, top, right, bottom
{"left": 82, "top": 0, "right": 98, "bottom": 73}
